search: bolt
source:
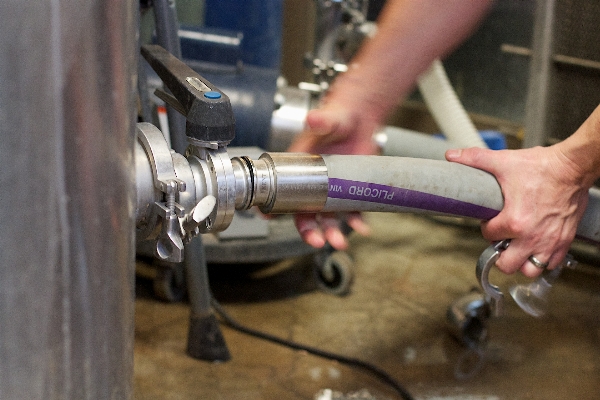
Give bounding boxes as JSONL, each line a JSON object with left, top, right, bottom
{"left": 165, "top": 180, "right": 177, "bottom": 210}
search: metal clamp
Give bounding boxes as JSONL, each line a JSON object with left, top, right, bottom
{"left": 137, "top": 123, "right": 187, "bottom": 263}
{"left": 476, "top": 239, "right": 510, "bottom": 317}
{"left": 137, "top": 123, "right": 186, "bottom": 193}
{"left": 476, "top": 238, "right": 579, "bottom": 318}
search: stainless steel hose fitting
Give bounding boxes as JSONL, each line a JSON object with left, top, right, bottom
{"left": 231, "top": 152, "right": 329, "bottom": 214}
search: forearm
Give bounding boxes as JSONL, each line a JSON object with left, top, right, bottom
{"left": 555, "top": 104, "right": 600, "bottom": 188}
{"left": 324, "top": 0, "right": 494, "bottom": 122}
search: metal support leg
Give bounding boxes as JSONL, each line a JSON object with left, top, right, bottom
{"left": 184, "top": 235, "right": 231, "bottom": 362}
{"left": 152, "top": 0, "right": 188, "bottom": 153}
{"left": 149, "top": 0, "right": 230, "bottom": 360}
{"left": 523, "top": 0, "right": 556, "bottom": 148}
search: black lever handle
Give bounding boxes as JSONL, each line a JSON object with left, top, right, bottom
{"left": 141, "top": 44, "right": 235, "bottom": 145}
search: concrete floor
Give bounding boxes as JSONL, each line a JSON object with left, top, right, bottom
{"left": 134, "top": 213, "right": 600, "bottom": 400}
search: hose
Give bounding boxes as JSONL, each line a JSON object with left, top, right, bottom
{"left": 317, "top": 155, "right": 600, "bottom": 244}
{"left": 374, "top": 126, "right": 454, "bottom": 160}
{"left": 321, "top": 155, "right": 503, "bottom": 219}
{"left": 417, "top": 59, "right": 487, "bottom": 149}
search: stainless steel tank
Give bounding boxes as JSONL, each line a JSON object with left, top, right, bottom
{"left": 0, "top": 0, "right": 137, "bottom": 398}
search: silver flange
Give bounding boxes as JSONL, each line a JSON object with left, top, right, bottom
{"left": 186, "top": 145, "right": 236, "bottom": 233}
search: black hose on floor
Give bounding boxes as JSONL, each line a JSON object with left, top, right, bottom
{"left": 211, "top": 298, "right": 415, "bottom": 400}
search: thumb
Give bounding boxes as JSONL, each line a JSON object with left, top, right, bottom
{"left": 287, "top": 128, "right": 322, "bottom": 152}
{"left": 287, "top": 110, "right": 334, "bottom": 152}
{"left": 289, "top": 108, "right": 352, "bottom": 153}
{"left": 445, "top": 147, "right": 498, "bottom": 172}
{"left": 305, "top": 108, "right": 340, "bottom": 136}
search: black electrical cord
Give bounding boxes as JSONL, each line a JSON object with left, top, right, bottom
{"left": 211, "top": 298, "right": 415, "bottom": 400}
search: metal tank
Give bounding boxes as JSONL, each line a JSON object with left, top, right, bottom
{"left": 0, "top": 0, "right": 138, "bottom": 398}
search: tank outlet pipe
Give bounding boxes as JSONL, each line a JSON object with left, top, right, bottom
{"left": 417, "top": 59, "right": 487, "bottom": 149}
{"left": 233, "top": 153, "right": 600, "bottom": 244}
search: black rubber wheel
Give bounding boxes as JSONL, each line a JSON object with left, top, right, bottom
{"left": 313, "top": 250, "right": 354, "bottom": 296}
{"left": 153, "top": 266, "right": 186, "bottom": 302}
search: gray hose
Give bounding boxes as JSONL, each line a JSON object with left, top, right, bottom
{"left": 322, "top": 155, "right": 503, "bottom": 218}
{"left": 375, "top": 126, "right": 454, "bottom": 160}
{"left": 319, "top": 155, "right": 600, "bottom": 244}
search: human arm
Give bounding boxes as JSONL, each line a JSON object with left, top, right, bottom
{"left": 289, "top": 0, "right": 494, "bottom": 249}
{"left": 288, "top": 0, "right": 494, "bottom": 155}
{"left": 446, "top": 104, "right": 600, "bottom": 277}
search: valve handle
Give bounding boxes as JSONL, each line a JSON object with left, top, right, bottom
{"left": 141, "top": 44, "right": 236, "bottom": 145}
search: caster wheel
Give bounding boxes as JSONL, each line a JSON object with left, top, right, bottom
{"left": 313, "top": 250, "right": 354, "bottom": 296}
{"left": 153, "top": 266, "right": 186, "bottom": 302}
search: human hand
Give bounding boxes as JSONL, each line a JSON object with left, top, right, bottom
{"left": 288, "top": 91, "right": 380, "bottom": 249}
{"left": 294, "top": 212, "right": 371, "bottom": 250}
{"left": 287, "top": 103, "right": 380, "bottom": 155}
{"left": 446, "top": 145, "right": 591, "bottom": 277}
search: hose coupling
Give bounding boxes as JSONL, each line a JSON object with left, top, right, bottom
{"left": 231, "top": 152, "right": 329, "bottom": 214}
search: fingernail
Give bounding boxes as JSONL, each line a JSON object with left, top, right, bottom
{"left": 329, "top": 230, "right": 348, "bottom": 250}
{"left": 446, "top": 149, "right": 462, "bottom": 160}
{"left": 305, "top": 231, "right": 326, "bottom": 248}
{"left": 313, "top": 127, "right": 331, "bottom": 137}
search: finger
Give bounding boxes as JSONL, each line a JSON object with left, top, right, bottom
{"left": 287, "top": 130, "right": 324, "bottom": 153}
{"left": 519, "top": 256, "right": 549, "bottom": 278}
{"left": 345, "top": 212, "right": 371, "bottom": 236}
{"left": 496, "top": 238, "right": 555, "bottom": 278}
{"left": 318, "top": 213, "right": 349, "bottom": 250}
{"left": 287, "top": 111, "right": 337, "bottom": 153}
{"left": 445, "top": 147, "right": 501, "bottom": 174}
{"left": 521, "top": 248, "right": 568, "bottom": 276}
{"left": 294, "top": 214, "right": 326, "bottom": 248}
{"left": 305, "top": 108, "right": 341, "bottom": 137}
{"left": 494, "top": 240, "right": 532, "bottom": 275}
{"left": 289, "top": 109, "right": 351, "bottom": 153}
{"left": 480, "top": 219, "right": 515, "bottom": 243}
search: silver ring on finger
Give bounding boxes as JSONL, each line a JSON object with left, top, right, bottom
{"left": 528, "top": 255, "right": 549, "bottom": 270}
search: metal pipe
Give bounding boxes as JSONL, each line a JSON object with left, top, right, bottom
{"left": 0, "top": 0, "right": 137, "bottom": 398}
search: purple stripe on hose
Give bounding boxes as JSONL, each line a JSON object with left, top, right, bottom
{"left": 328, "top": 178, "right": 499, "bottom": 220}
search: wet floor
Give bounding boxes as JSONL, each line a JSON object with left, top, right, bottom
{"left": 134, "top": 213, "right": 600, "bottom": 399}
